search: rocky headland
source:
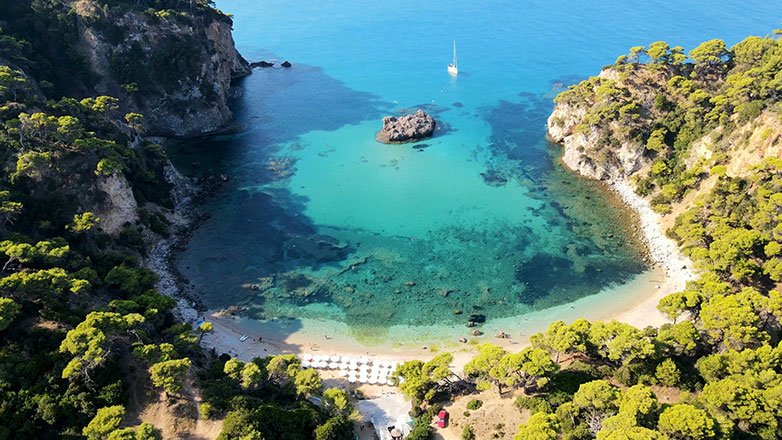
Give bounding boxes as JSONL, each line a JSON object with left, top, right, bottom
{"left": 72, "top": 3, "right": 250, "bottom": 137}
{"left": 547, "top": 57, "right": 782, "bottom": 292}
{"left": 376, "top": 109, "right": 436, "bottom": 143}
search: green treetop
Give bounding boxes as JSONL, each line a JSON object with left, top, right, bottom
{"left": 0, "top": 297, "right": 21, "bottom": 331}
{"left": 294, "top": 368, "right": 322, "bottom": 398}
{"left": 149, "top": 358, "right": 192, "bottom": 397}
{"left": 83, "top": 405, "right": 125, "bottom": 440}
{"left": 464, "top": 343, "right": 509, "bottom": 396}
{"left": 657, "top": 404, "right": 717, "bottom": 440}
{"left": 514, "top": 412, "right": 559, "bottom": 440}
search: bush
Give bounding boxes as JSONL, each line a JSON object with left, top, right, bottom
{"left": 199, "top": 402, "right": 214, "bottom": 420}
{"left": 465, "top": 399, "right": 483, "bottom": 410}
{"left": 315, "top": 416, "right": 353, "bottom": 440}
{"left": 514, "top": 396, "right": 552, "bottom": 414}
{"left": 407, "top": 423, "right": 432, "bottom": 440}
{"left": 461, "top": 425, "right": 476, "bottom": 440}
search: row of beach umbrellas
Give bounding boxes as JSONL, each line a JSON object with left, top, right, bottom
{"left": 299, "top": 354, "right": 400, "bottom": 384}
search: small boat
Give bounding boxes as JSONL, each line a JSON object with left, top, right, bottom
{"left": 239, "top": 334, "right": 249, "bottom": 342}
{"left": 447, "top": 40, "right": 458, "bottom": 76}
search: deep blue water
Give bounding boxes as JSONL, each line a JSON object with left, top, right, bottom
{"left": 171, "top": 1, "right": 781, "bottom": 335}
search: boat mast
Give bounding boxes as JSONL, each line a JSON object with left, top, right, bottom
{"left": 452, "top": 41, "right": 458, "bottom": 69}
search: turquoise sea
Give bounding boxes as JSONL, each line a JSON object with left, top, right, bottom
{"left": 171, "top": 1, "right": 781, "bottom": 342}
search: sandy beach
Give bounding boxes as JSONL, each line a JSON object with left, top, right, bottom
{"left": 609, "top": 179, "right": 696, "bottom": 328}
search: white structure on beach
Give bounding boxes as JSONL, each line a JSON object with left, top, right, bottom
{"left": 300, "top": 354, "right": 399, "bottom": 385}
{"left": 357, "top": 394, "right": 414, "bottom": 440}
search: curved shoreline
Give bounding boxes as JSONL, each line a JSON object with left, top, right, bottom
{"left": 148, "top": 153, "right": 695, "bottom": 367}
{"left": 608, "top": 179, "right": 696, "bottom": 328}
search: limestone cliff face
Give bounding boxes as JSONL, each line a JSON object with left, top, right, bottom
{"left": 548, "top": 65, "right": 782, "bottom": 185}
{"left": 547, "top": 70, "right": 649, "bottom": 181}
{"left": 74, "top": 5, "right": 250, "bottom": 137}
{"left": 95, "top": 173, "right": 139, "bottom": 235}
{"left": 548, "top": 103, "right": 648, "bottom": 181}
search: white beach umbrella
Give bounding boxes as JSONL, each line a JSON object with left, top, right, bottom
{"left": 368, "top": 377, "right": 377, "bottom": 385}
{"left": 358, "top": 373, "right": 369, "bottom": 383}
{"left": 348, "top": 375, "right": 357, "bottom": 384}
{"left": 319, "top": 360, "right": 330, "bottom": 369}
{"left": 300, "top": 360, "right": 311, "bottom": 368}
{"left": 378, "top": 377, "right": 388, "bottom": 385}
{"left": 330, "top": 355, "right": 341, "bottom": 363}
{"left": 358, "top": 356, "right": 370, "bottom": 365}
{"left": 328, "top": 361, "right": 339, "bottom": 369}
{"left": 338, "top": 369, "right": 349, "bottom": 377}
{"left": 338, "top": 361, "right": 349, "bottom": 370}
{"left": 302, "top": 353, "right": 314, "bottom": 361}
{"left": 348, "top": 358, "right": 358, "bottom": 369}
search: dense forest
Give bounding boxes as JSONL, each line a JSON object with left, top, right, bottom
{"left": 392, "top": 32, "right": 782, "bottom": 440}
{"left": 3, "top": 1, "right": 782, "bottom": 439}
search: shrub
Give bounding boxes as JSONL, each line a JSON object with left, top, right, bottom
{"left": 466, "top": 399, "right": 483, "bottom": 410}
{"left": 515, "top": 396, "right": 552, "bottom": 414}
{"left": 461, "top": 425, "right": 476, "bottom": 440}
{"left": 199, "top": 402, "right": 214, "bottom": 420}
{"left": 407, "top": 423, "right": 432, "bottom": 440}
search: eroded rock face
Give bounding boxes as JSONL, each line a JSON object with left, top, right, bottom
{"left": 376, "top": 110, "right": 436, "bottom": 144}
{"left": 75, "top": 10, "right": 250, "bottom": 137}
{"left": 547, "top": 97, "right": 647, "bottom": 181}
{"left": 95, "top": 173, "right": 139, "bottom": 235}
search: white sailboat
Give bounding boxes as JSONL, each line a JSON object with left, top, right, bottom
{"left": 447, "top": 41, "right": 458, "bottom": 76}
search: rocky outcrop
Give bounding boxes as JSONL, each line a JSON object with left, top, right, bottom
{"left": 376, "top": 110, "right": 436, "bottom": 144}
{"left": 547, "top": 101, "right": 648, "bottom": 180}
{"left": 74, "top": 7, "right": 250, "bottom": 137}
{"left": 250, "top": 61, "right": 275, "bottom": 68}
{"left": 95, "top": 173, "right": 139, "bottom": 235}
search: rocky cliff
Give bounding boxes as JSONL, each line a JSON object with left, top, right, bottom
{"left": 547, "top": 42, "right": 782, "bottom": 215}
{"left": 547, "top": 69, "right": 653, "bottom": 181}
{"left": 73, "top": 2, "right": 250, "bottom": 136}
{"left": 0, "top": 0, "right": 251, "bottom": 240}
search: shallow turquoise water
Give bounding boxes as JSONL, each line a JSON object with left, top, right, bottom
{"left": 172, "top": 1, "right": 780, "bottom": 334}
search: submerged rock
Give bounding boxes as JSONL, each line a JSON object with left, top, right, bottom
{"left": 469, "top": 313, "right": 486, "bottom": 324}
{"left": 376, "top": 110, "right": 436, "bottom": 144}
{"left": 480, "top": 169, "right": 508, "bottom": 187}
{"left": 281, "top": 61, "right": 292, "bottom": 68}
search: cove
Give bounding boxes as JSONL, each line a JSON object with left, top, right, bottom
{"left": 169, "top": 0, "right": 781, "bottom": 343}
